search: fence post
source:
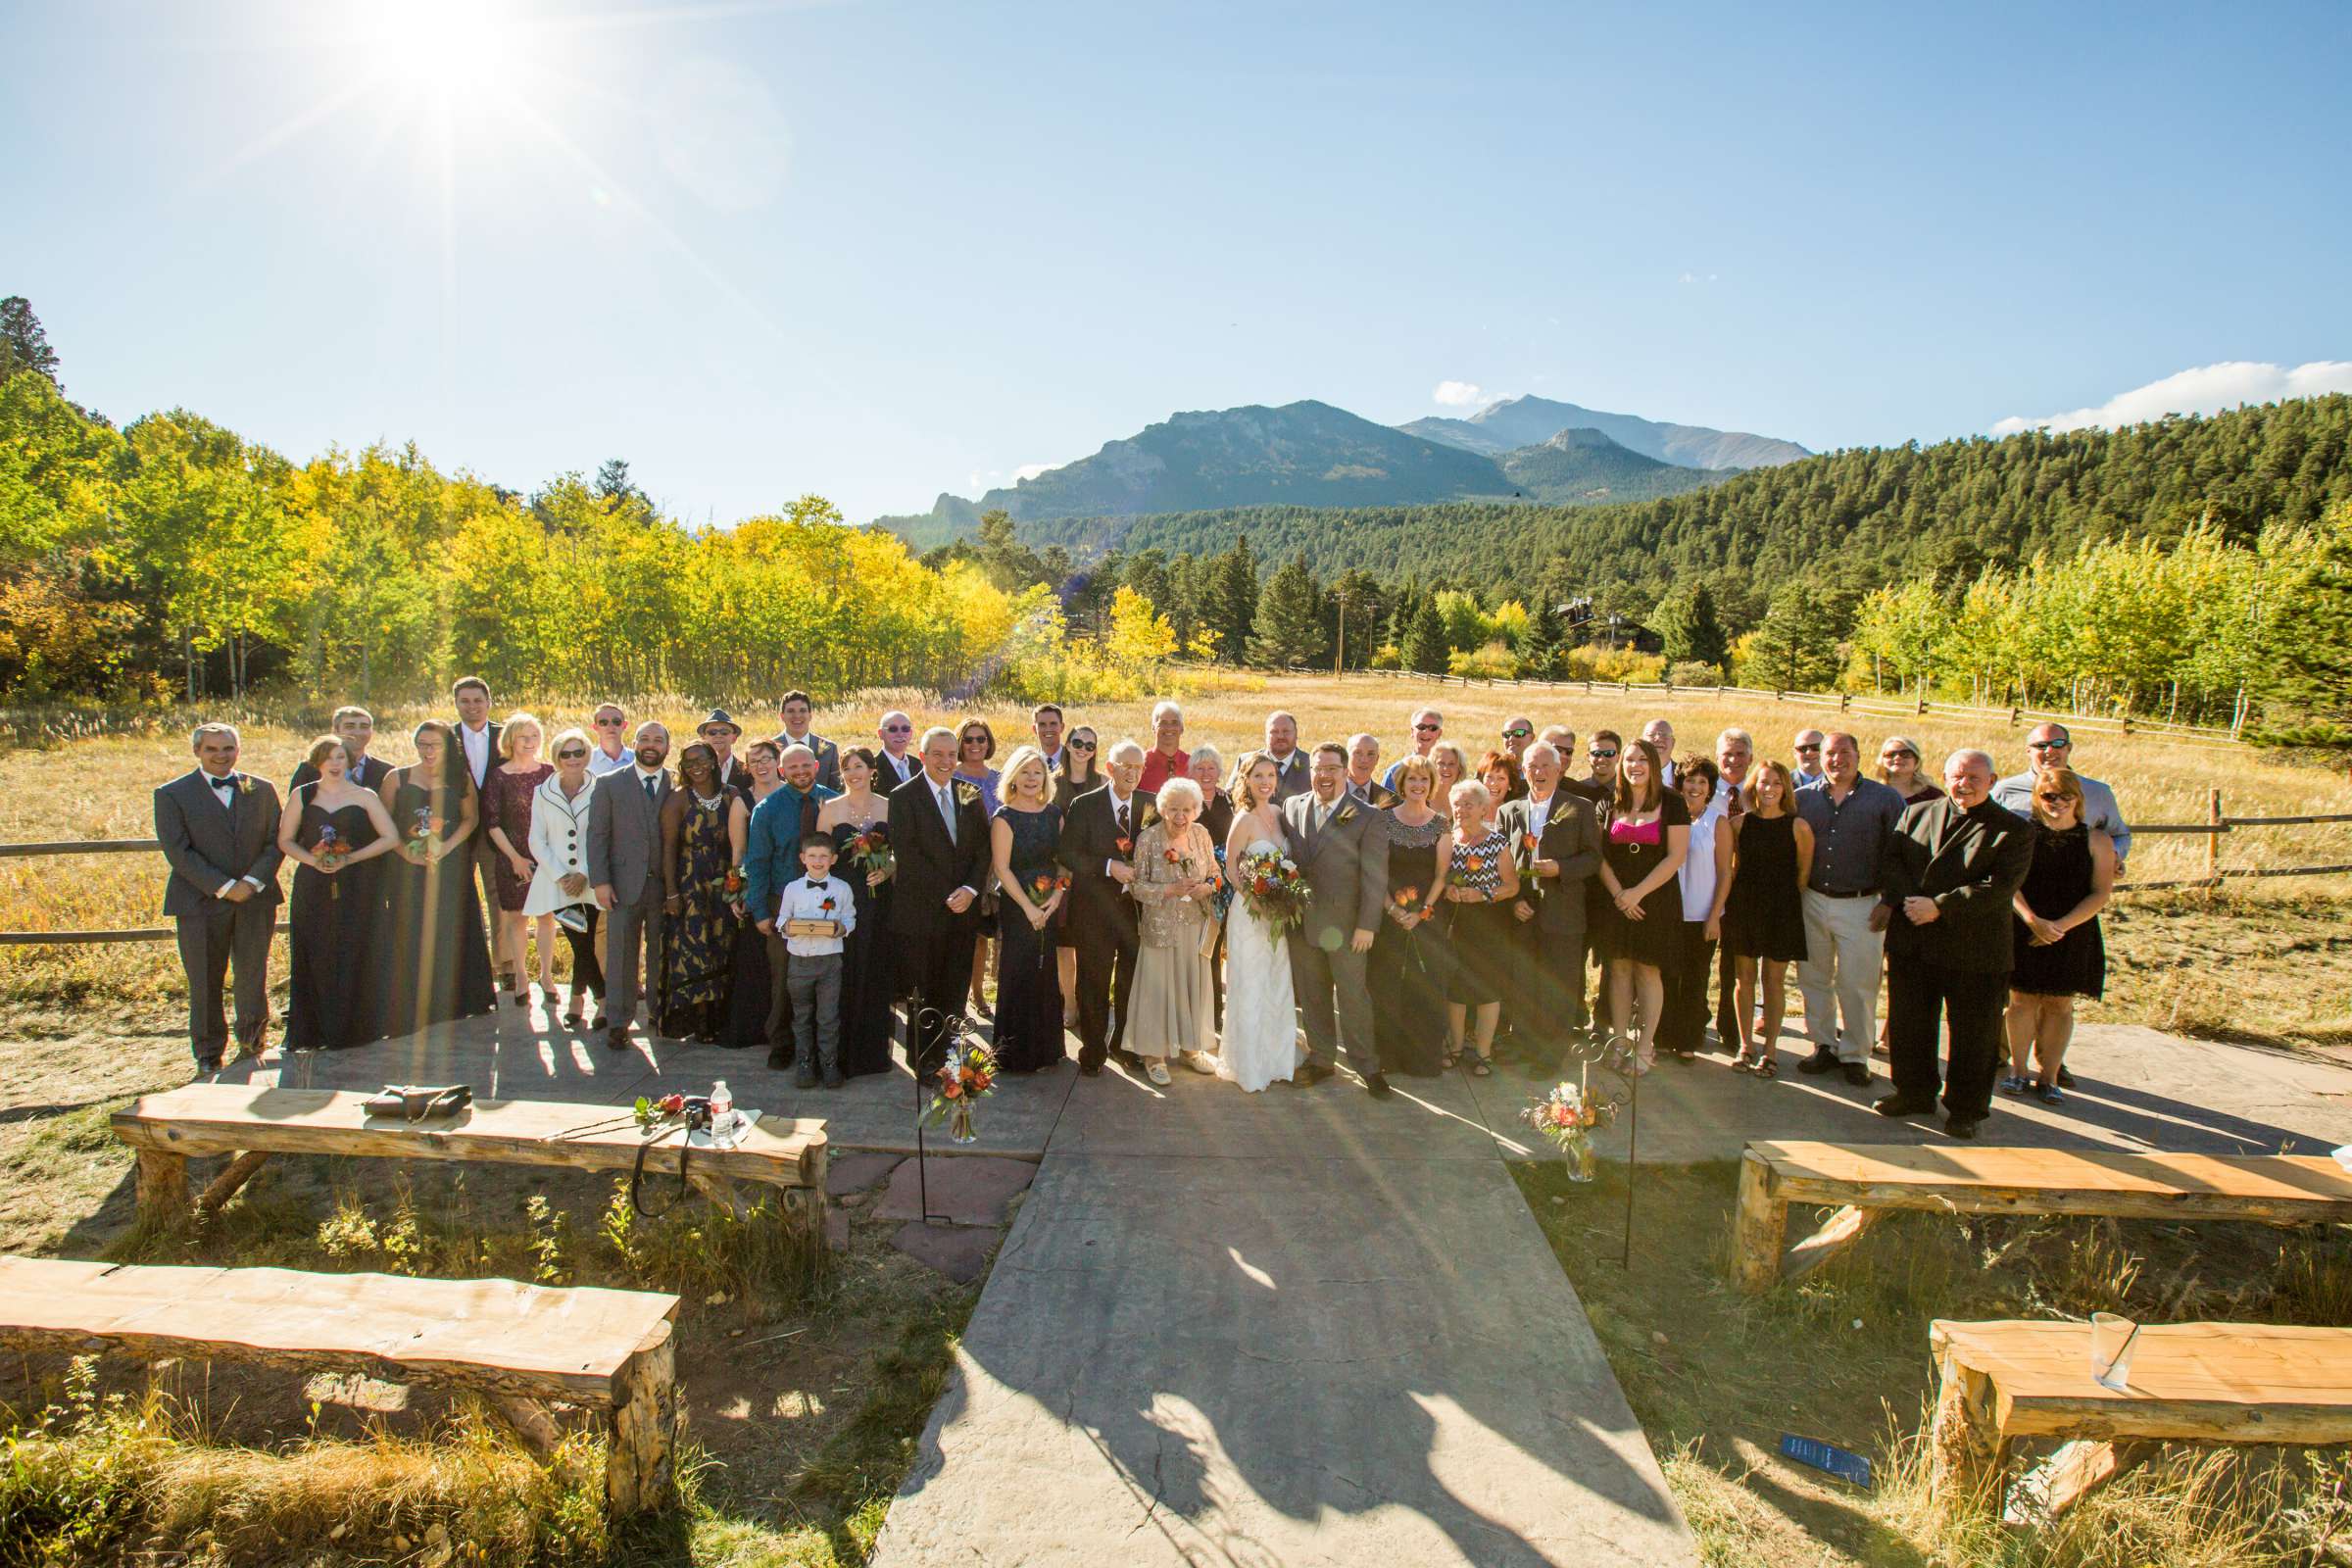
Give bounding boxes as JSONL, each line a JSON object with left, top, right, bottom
{"left": 2207, "top": 789, "right": 2224, "bottom": 884}
{"left": 1916, "top": 694, "right": 1928, "bottom": 715}
{"left": 1838, "top": 692, "right": 1851, "bottom": 711}
{"left": 2009, "top": 706, "right": 2021, "bottom": 728}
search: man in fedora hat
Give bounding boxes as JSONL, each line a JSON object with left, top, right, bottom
{"left": 698, "top": 709, "right": 750, "bottom": 799}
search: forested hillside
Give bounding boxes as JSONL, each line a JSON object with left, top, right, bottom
{"left": 994, "top": 396, "right": 2352, "bottom": 598}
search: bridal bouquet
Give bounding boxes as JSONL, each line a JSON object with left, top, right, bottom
{"left": 1520, "top": 1080, "right": 1616, "bottom": 1182}
{"left": 1235, "top": 846, "right": 1309, "bottom": 939}
{"left": 923, "top": 1043, "right": 997, "bottom": 1145}
{"left": 847, "top": 824, "right": 894, "bottom": 883}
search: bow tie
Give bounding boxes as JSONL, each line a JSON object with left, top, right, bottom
{"left": 210, "top": 774, "right": 236, "bottom": 791}
{"left": 806, "top": 878, "right": 827, "bottom": 890}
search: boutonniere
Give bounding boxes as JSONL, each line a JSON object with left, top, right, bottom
{"left": 820, "top": 896, "right": 837, "bottom": 913}
{"left": 1115, "top": 836, "right": 1133, "bottom": 857}
{"left": 236, "top": 776, "right": 255, "bottom": 795}
{"left": 955, "top": 783, "right": 979, "bottom": 806}
{"left": 1335, "top": 804, "right": 1355, "bottom": 823}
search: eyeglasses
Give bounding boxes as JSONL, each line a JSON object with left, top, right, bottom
{"left": 1068, "top": 738, "right": 1097, "bottom": 751}
{"left": 961, "top": 734, "right": 987, "bottom": 746}
{"left": 2028, "top": 740, "right": 2070, "bottom": 752}
{"left": 1413, "top": 722, "right": 1441, "bottom": 733}
{"left": 556, "top": 749, "right": 587, "bottom": 760}
{"left": 1589, "top": 748, "right": 1617, "bottom": 760}
{"left": 2034, "top": 794, "right": 2069, "bottom": 808}
{"left": 595, "top": 716, "right": 624, "bottom": 726}
{"left": 1795, "top": 743, "right": 1822, "bottom": 753}
{"left": 883, "top": 723, "right": 912, "bottom": 734}
{"left": 1883, "top": 748, "right": 1916, "bottom": 760}
{"left": 1501, "top": 728, "right": 1532, "bottom": 740}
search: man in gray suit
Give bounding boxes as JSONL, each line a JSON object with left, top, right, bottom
{"left": 155, "top": 722, "right": 284, "bottom": 1073}
{"left": 588, "top": 720, "right": 672, "bottom": 1053}
{"left": 1281, "top": 743, "right": 1392, "bottom": 1099}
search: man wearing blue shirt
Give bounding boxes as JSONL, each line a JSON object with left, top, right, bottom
{"left": 1790, "top": 733, "right": 1906, "bottom": 1087}
{"left": 746, "top": 744, "right": 839, "bottom": 1068}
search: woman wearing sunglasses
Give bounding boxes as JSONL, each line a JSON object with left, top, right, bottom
{"left": 522, "top": 727, "right": 605, "bottom": 1030}
{"left": 1051, "top": 727, "right": 1102, "bottom": 1013}
{"left": 2003, "top": 767, "right": 2115, "bottom": 1103}
{"left": 955, "top": 720, "right": 1004, "bottom": 1018}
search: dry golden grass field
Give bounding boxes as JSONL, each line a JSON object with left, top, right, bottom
{"left": 1, "top": 673, "right": 2349, "bottom": 1566}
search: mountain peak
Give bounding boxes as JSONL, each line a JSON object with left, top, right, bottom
{"left": 1404, "top": 395, "right": 1807, "bottom": 471}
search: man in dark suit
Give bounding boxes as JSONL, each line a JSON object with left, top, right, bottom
{"left": 1056, "top": 739, "right": 1155, "bottom": 1074}
{"left": 1874, "top": 749, "right": 2035, "bottom": 1139}
{"left": 770, "top": 690, "right": 842, "bottom": 792}
{"left": 588, "top": 720, "right": 672, "bottom": 1052}
{"left": 451, "top": 675, "right": 503, "bottom": 940}
{"left": 889, "top": 726, "right": 992, "bottom": 1077}
{"left": 156, "top": 723, "right": 284, "bottom": 1073}
{"left": 1282, "top": 743, "right": 1391, "bottom": 1097}
{"left": 1500, "top": 741, "right": 1603, "bottom": 1065}
{"left": 288, "top": 706, "right": 391, "bottom": 795}
{"left": 1344, "top": 733, "right": 1398, "bottom": 808}
{"left": 873, "top": 710, "right": 922, "bottom": 790}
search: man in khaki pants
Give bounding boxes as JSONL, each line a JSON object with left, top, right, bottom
{"left": 1789, "top": 733, "right": 1905, "bottom": 1088}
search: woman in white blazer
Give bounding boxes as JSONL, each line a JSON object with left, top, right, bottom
{"left": 524, "top": 728, "right": 605, "bottom": 1029}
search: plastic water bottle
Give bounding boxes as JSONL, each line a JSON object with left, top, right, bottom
{"left": 709, "top": 1079, "right": 734, "bottom": 1146}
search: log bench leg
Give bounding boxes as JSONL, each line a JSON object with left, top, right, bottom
{"left": 608, "top": 1324, "right": 679, "bottom": 1516}
{"left": 135, "top": 1149, "right": 189, "bottom": 1222}
{"left": 1783, "top": 1204, "right": 1885, "bottom": 1284}
{"left": 198, "top": 1151, "right": 272, "bottom": 1214}
{"left": 2009, "top": 1439, "right": 2144, "bottom": 1524}
{"left": 1731, "top": 1152, "right": 1786, "bottom": 1294}
{"left": 1929, "top": 1356, "right": 2011, "bottom": 1514}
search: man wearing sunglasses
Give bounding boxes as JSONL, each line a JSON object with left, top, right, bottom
{"left": 1500, "top": 715, "right": 1537, "bottom": 770}
{"left": 1992, "top": 724, "right": 2131, "bottom": 871}
{"left": 1380, "top": 709, "right": 1444, "bottom": 792}
{"left": 874, "top": 710, "right": 920, "bottom": 788}
{"left": 1791, "top": 729, "right": 1828, "bottom": 789}
{"left": 586, "top": 704, "right": 634, "bottom": 776}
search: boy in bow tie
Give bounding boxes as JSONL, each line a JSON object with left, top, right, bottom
{"left": 777, "top": 835, "right": 856, "bottom": 1088}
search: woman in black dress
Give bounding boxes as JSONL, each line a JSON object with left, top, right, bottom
{"left": 1441, "top": 778, "right": 1520, "bottom": 1076}
{"left": 1051, "top": 726, "right": 1102, "bottom": 1014}
{"left": 1595, "top": 739, "right": 1690, "bottom": 1074}
{"left": 276, "top": 736, "right": 400, "bottom": 1051}
{"left": 377, "top": 720, "right": 495, "bottom": 1037}
{"left": 990, "top": 747, "right": 1068, "bottom": 1073}
{"left": 1722, "top": 760, "right": 1812, "bottom": 1076}
{"left": 816, "top": 747, "right": 898, "bottom": 1077}
{"left": 2003, "top": 766, "right": 2116, "bottom": 1104}
{"left": 1375, "top": 755, "right": 1453, "bottom": 1076}
{"left": 659, "top": 743, "right": 749, "bottom": 1043}
{"left": 717, "top": 740, "right": 784, "bottom": 1049}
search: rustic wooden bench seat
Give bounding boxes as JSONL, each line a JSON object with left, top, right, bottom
{"left": 1731, "top": 1141, "right": 2352, "bottom": 1293}
{"left": 112, "top": 1084, "right": 828, "bottom": 1229}
{"left": 1928, "top": 1318, "right": 2352, "bottom": 1517}
{"left": 0, "top": 1255, "right": 682, "bottom": 1513}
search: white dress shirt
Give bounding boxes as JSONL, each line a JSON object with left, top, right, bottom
{"left": 460, "top": 722, "right": 493, "bottom": 787}
{"left": 588, "top": 743, "right": 632, "bottom": 777}
{"left": 777, "top": 874, "right": 856, "bottom": 956}
{"left": 1104, "top": 788, "right": 1139, "bottom": 876}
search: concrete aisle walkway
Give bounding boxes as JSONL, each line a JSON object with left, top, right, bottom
{"left": 869, "top": 1067, "right": 1698, "bottom": 1568}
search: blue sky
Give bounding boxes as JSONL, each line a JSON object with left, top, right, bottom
{"left": 8, "top": 0, "right": 2349, "bottom": 522}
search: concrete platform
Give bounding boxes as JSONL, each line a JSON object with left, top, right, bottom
{"left": 871, "top": 1151, "right": 1694, "bottom": 1568}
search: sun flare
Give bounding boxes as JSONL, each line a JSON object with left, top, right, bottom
{"left": 374, "top": 0, "right": 514, "bottom": 94}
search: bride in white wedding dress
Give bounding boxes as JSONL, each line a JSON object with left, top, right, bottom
{"left": 1219, "top": 752, "right": 1300, "bottom": 1092}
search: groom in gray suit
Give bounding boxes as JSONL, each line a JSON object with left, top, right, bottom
{"left": 588, "top": 719, "right": 672, "bottom": 1052}
{"left": 155, "top": 722, "right": 284, "bottom": 1073}
{"left": 1281, "top": 743, "right": 1392, "bottom": 1099}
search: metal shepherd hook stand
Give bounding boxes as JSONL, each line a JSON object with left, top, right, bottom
{"left": 907, "top": 1005, "right": 969, "bottom": 1227}
{"left": 1558, "top": 1024, "right": 1641, "bottom": 1270}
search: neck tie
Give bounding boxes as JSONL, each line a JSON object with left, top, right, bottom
{"left": 938, "top": 783, "right": 956, "bottom": 844}
{"left": 1115, "top": 800, "right": 1129, "bottom": 840}
{"left": 642, "top": 774, "right": 657, "bottom": 804}
{"left": 1318, "top": 802, "right": 1331, "bottom": 834}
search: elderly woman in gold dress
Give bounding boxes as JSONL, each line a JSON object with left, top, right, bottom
{"left": 1124, "top": 775, "right": 1222, "bottom": 1086}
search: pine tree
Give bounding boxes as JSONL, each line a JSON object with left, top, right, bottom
{"left": 1740, "top": 581, "right": 1845, "bottom": 690}
{"left": 1249, "top": 554, "right": 1328, "bottom": 667}
{"left": 1210, "top": 535, "right": 1259, "bottom": 664}
{"left": 1656, "top": 581, "right": 1729, "bottom": 669}
{"left": 1522, "top": 594, "right": 1565, "bottom": 676}
{"left": 1403, "top": 600, "right": 1449, "bottom": 674}
{"left": 0, "top": 298, "right": 60, "bottom": 386}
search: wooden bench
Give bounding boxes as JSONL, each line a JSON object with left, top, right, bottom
{"left": 113, "top": 1085, "right": 828, "bottom": 1232}
{"left": 1928, "top": 1318, "right": 2352, "bottom": 1517}
{"left": 0, "top": 1256, "right": 682, "bottom": 1513}
{"left": 1731, "top": 1141, "right": 2352, "bottom": 1293}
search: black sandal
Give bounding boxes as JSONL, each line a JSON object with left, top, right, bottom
{"left": 1469, "top": 1057, "right": 1493, "bottom": 1077}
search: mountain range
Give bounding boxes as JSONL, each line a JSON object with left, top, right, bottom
{"left": 877, "top": 395, "right": 1804, "bottom": 549}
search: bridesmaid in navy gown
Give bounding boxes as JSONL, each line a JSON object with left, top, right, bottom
{"left": 817, "top": 747, "right": 900, "bottom": 1077}
{"left": 276, "top": 737, "right": 401, "bottom": 1051}
{"left": 376, "top": 721, "right": 496, "bottom": 1038}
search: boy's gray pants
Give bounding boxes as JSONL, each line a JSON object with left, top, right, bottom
{"left": 787, "top": 952, "right": 843, "bottom": 1078}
